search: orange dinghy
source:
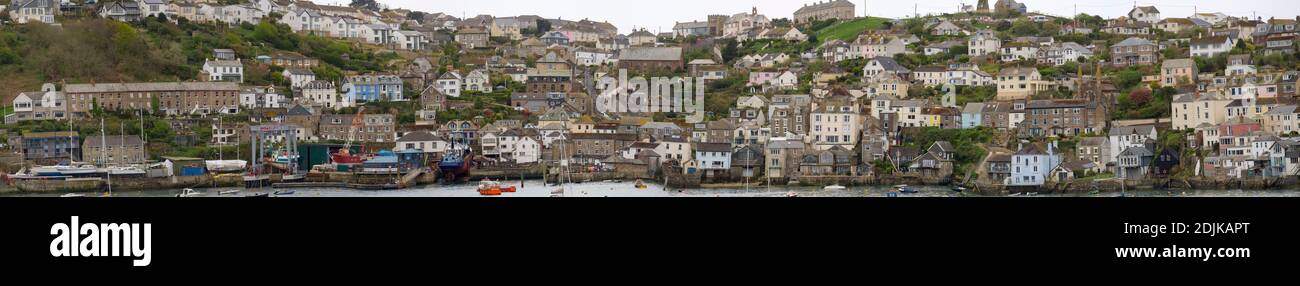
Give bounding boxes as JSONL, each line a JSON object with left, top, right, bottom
{"left": 478, "top": 180, "right": 506, "bottom": 196}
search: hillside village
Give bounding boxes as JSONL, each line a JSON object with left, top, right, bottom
{"left": 1, "top": 0, "right": 1300, "bottom": 193}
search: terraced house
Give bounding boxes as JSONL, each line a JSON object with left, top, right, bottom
{"left": 792, "top": 0, "right": 855, "bottom": 24}
{"left": 64, "top": 82, "right": 241, "bottom": 117}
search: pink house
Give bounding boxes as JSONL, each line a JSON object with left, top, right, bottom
{"left": 748, "top": 72, "right": 781, "bottom": 86}
{"left": 1218, "top": 118, "right": 1262, "bottom": 153}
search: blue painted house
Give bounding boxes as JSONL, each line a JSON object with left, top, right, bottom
{"left": 962, "top": 102, "right": 984, "bottom": 129}
{"left": 22, "top": 131, "right": 81, "bottom": 164}
{"left": 343, "top": 74, "right": 404, "bottom": 102}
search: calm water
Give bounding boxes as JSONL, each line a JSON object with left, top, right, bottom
{"left": 7, "top": 180, "right": 1300, "bottom": 197}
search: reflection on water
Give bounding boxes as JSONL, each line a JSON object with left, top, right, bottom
{"left": 6, "top": 180, "right": 1300, "bottom": 197}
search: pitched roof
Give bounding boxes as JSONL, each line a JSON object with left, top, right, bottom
{"left": 695, "top": 143, "right": 732, "bottom": 153}
{"left": 1191, "top": 35, "right": 1232, "bottom": 46}
{"left": 1109, "top": 125, "right": 1157, "bottom": 136}
{"left": 1113, "top": 37, "right": 1155, "bottom": 47}
{"left": 618, "top": 47, "right": 682, "bottom": 61}
{"left": 397, "top": 131, "right": 439, "bottom": 142}
{"left": 1162, "top": 58, "right": 1195, "bottom": 69}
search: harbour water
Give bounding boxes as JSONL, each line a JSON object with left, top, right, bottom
{"left": 6, "top": 180, "right": 1300, "bottom": 197}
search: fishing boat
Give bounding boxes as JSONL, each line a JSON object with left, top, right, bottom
{"left": 176, "top": 188, "right": 203, "bottom": 197}
{"left": 478, "top": 179, "right": 505, "bottom": 196}
{"left": 823, "top": 185, "right": 846, "bottom": 190}
{"left": 895, "top": 185, "right": 918, "bottom": 194}
{"left": 273, "top": 147, "right": 299, "bottom": 164}
{"left": 634, "top": 180, "right": 648, "bottom": 189}
{"left": 439, "top": 148, "right": 473, "bottom": 182}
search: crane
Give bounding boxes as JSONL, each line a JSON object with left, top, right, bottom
{"left": 331, "top": 106, "right": 367, "bottom": 164}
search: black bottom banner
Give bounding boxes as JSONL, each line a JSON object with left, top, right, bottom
{"left": 0, "top": 198, "right": 1293, "bottom": 278}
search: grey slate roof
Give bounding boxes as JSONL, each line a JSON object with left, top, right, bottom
{"left": 618, "top": 47, "right": 683, "bottom": 61}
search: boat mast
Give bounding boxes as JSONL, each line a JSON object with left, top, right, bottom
{"left": 100, "top": 118, "right": 111, "bottom": 195}
{"left": 140, "top": 110, "right": 146, "bottom": 162}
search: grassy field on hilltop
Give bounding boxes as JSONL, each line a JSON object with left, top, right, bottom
{"left": 816, "top": 17, "right": 891, "bottom": 43}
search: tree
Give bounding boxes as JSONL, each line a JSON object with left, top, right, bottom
{"left": 407, "top": 11, "right": 427, "bottom": 24}
{"left": 1128, "top": 88, "right": 1152, "bottom": 106}
{"left": 1010, "top": 19, "right": 1038, "bottom": 37}
{"left": 536, "top": 20, "right": 552, "bottom": 36}
{"left": 720, "top": 39, "right": 739, "bottom": 63}
{"left": 349, "top": 0, "right": 381, "bottom": 11}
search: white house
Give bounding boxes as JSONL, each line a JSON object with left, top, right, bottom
{"left": 1190, "top": 36, "right": 1235, "bottom": 58}
{"left": 771, "top": 71, "right": 799, "bottom": 90}
{"left": 810, "top": 91, "right": 860, "bottom": 150}
{"left": 945, "top": 69, "right": 995, "bottom": 86}
{"left": 968, "top": 31, "right": 1002, "bottom": 57}
{"left": 438, "top": 71, "right": 463, "bottom": 97}
{"left": 1128, "top": 6, "right": 1161, "bottom": 24}
{"left": 212, "top": 3, "right": 263, "bottom": 25}
{"left": 655, "top": 137, "right": 693, "bottom": 162}
{"left": 239, "top": 86, "right": 283, "bottom": 109}
{"left": 300, "top": 80, "right": 349, "bottom": 110}
{"left": 1000, "top": 42, "right": 1040, "bottom": 62}
{"left": 363, "top": 23, "right": 395, "bottom": 46}
{"left": 203, "top": 59, "right": 244, "bottom": 83}
{"left": 281, "top": 9, "right": 327, "bottom": 33}
{"left": 694, "top": 143, "right": 733, "bottom": 176}
{"left": 137, "top": 0, "right": 169, "bottom": 18}
{"left": 328, "top": 16, "right": 365, "bottom": 39}
{"left": 283, "top": 68, "right": 316, "bottom": 89}
{"left": 1038, "top": 42, "right": 1093, "bottom": 66}
{"left": 395, "top": 131, "right": 448, "bottom": 154}
{"left": 1108, "top": 125, "right": 1158, "bottom": 164}
{"left": 1007, "top": 142, "right": 1062, "bottom": 186}
{"left": 8, "top": 0, "right": 57, "bottom": 24}
{"left": 930, "top": 20, "right": 963, "bottom": 36}
{"left": 464, "top": 69, "right": 492, "bottom": 93}
{"left": 575, "top": 49, "right": 614, "bottom": 66}
{"left": 395, "top": 30, "right": 427, "bottom": 50}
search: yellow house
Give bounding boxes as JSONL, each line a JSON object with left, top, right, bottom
{"left": 1171, "top": 93, "right": 1232, "bottom": 130}
{"left": 996, "top": 67, "right": 1051, "bottom": 100}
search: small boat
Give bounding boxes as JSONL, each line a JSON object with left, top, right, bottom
{"left": 823, "top": 185, "right": 846, "bottom": 190}
{"left": 60, "top": 193, "right": 85, "bottom": 198}
{"left": 550, "top": 188, "right": 565, "bottom": 197}
{"left": 785, "top": 191, "right": 799, "bottom": 197}
{"left": 478, "top": 179, "right": 506, "bottom": 196}
{"left": 274, "top": 190, "right": 296, "bottom": 196}
{"left": 951, "top": 186, "right": 967, "bottom": 192}
{"left": 1009, "top": 192, "right": 1023, "bottom": 197}
{"left": 895, "top": 185, "right": 917, "bottom": 194}
{"left": 219, "top": 190, "right": 242, "bottom": 196}
{"left": 1088, "top": 190, "right": 1101, "bottom": 195}
{"left": 246, "top": 192, "right": 270, "bottom": 198}
{"left": 634, "top": 180, "right": 648, "bottom": 189}
{"left": 176, "top": 188, "right": 202, "bottom": 197}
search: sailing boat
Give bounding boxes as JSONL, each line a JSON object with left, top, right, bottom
{"left": 550, "top": 140, "right": 571, "bottom": 197}
{"left": 99, "top": 118, "right": 113, "bottom": 196}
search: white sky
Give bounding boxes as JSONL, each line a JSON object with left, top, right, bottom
{"left": 371, "top": 0, "right": 1300, "bottom": 34}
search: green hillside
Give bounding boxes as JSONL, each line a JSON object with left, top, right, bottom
{"left": 816, "top": 17, "right": 891, "bottom": 43}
